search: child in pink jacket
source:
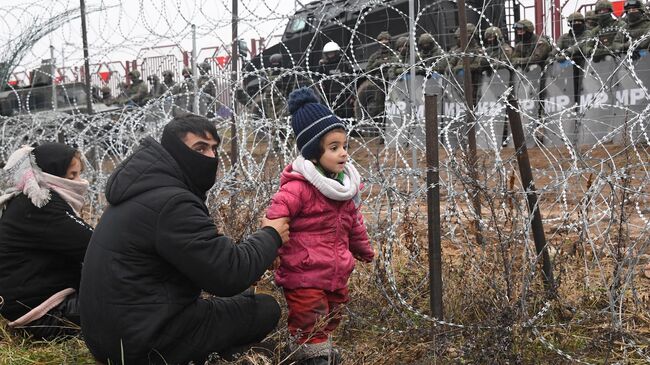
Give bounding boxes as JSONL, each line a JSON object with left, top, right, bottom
{"left": 266, "top": 87, "right": 374, "bottom": 365}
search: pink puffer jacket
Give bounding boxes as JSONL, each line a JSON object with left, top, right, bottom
{"left": 266, "top": 164, "right": 374, "bottom": 291}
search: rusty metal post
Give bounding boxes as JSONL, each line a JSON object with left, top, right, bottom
{"left": 506, "top": 96, "right": 555, "bottom": 293}
{"left": 456, "top": 0, "right": 484, "bottom": 246}
{"left": 425, "top": 94, "right": 443, "bottom": 322}
{"left": 80, "top": 0, "right": 93, "bottom": 114}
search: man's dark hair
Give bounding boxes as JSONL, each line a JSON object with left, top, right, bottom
{"left": 163, "top": 114, "right": 221, "bottom": 144}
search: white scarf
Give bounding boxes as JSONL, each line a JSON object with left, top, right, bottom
{"left": 0, "top": 145, "right": 88, "bottom": 216}
{"left": 291, "top": 155, "right": 361, "bottom": 201}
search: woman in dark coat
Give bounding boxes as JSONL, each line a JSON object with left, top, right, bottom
{"left": 0, "top": 142, "right": 93, "bottom": 340}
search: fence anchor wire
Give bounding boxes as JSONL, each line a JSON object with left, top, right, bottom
{"left": 506, "top": 95, "right": 556, "bottom": 295}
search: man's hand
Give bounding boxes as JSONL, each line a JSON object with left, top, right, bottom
{"left": 270, "top": 257, "right": 281, "bottom": 270}
{"left": 261, "top": 217, "right": 290, "bottom": 244}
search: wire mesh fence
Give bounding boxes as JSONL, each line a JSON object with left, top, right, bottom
{"left": 1, "top": 0, "right": 649, "bottom": 363}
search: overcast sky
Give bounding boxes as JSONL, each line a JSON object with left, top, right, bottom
{"left": 1, "top": 0, "right": 594, "bottom": 77}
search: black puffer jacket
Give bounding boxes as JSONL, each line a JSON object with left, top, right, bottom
{"left": 79, "top": 137, "right": 281, "bottom": 364}
{"left": 0, "top": 192, "right": 92, "bottom": 320}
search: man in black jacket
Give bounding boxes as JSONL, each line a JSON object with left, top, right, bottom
{"left": 79, "top": 115, "right": 289, "bottom": 364}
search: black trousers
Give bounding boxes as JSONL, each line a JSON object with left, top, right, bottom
{"left": 16, "top": 292, "right": 81, "bottom": 340}
{"left": 147, "top": 293, "right": 281, "bottom": 364}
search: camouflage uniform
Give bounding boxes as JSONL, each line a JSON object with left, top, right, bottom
{"left": 512, "top": 19, "right": 552, "bottom": 66}
{"left": 476, "top": 26, "right": 513, "bottom": 70}
{"left": 162, "top": 70, "right": 175, "bottom": 94}
{"left": 147, "top": 75, "right": 165, "bottom": 99}
{"left": 366, "top": 32, "right": 400, "bottom": 78}
{"left": 197, "top": 61, "right": 215, "bottom": 98}
{"left": 124, "top": 70, "right": 148, "bottom": 106}
{"left": 388, "top": 36, "right": 410, "bottom": 79}
{"left": 614, "top": 0, "right": 650, "bottom": 51}
{"left": 583, "top": 0, "right": 626, "bottom": 59}
{"left": 553, "top": 12, "right": 593, "bottom": 59}
{"left": 443, "top": 24, "right": 482, "bottom": 73}
{"left": 100, "top": 86, "right": 112, "bottom": 105}
{"left": 417, "top": 33, "right": 444, "bottom": 74}
{"left": 358, "top": 32, "right": 399, "bottom": 120}
{"left": 261, "top": 54, "right": 288, "bottom": 120}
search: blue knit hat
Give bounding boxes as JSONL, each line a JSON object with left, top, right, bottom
{"left": 287, "top": 87, "right": 345, "bottom": 160}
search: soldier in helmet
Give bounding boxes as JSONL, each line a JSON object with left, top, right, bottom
{"left": 476, "top": 26, "right": 513, "bottom": 70}
{"left": 586, "top": 10, "right": 599, "bottom": 30}
{"left": 366, "top": 32, "right": 399, "bottom": 76}
{"left": 614, "top": 0, "right": 650, "bottom": 52}
{"left": 197, "top": 61, "right": 215, "bottom": 99}
{"left": 125, "top": 70, "right": 149, "bottom": 106}
{"left": 316, "top": 41, "right": 355, "bottom": 119}
{"left": 147, "top": 74, "right": 165, "bottom": 100}
{"left": 261, "top": 53, "right": 288, "bottom": 120}
{"left": 583, "top": 0, "right": 625, "bottom": 59}
{"left": 553, "top": 12, "right": 593, "bottom": 59}
{"left": 417, "top": 33, "right": 444, "bottom": 73}
{"left": 100, "top": 86, "right": 112, "bottom": 105}
{"left": 511, "top": 19, "right": 552, "bottom": 66}
{"left": 442, "top": 23, "right": 481, "bottom": 73}
{"left": 389, "top": 36, "right": 410, "bottom": 79}
{"left": 161, "top": 70, "right": 175, "bottom": 94}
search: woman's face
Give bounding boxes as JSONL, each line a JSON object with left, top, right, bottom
{"left": 65, "top": 157, "right": 83, "bottom": 181}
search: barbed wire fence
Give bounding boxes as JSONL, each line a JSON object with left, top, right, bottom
{"left": 1, "top": 0, "right": 649, "bottom": 363}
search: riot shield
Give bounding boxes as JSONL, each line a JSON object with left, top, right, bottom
{"left": 611, "top": 53, "right": 650, "bottom": 145}
{"left": 578, "top": 56, "right": 620, "bottom": 146}
{"left": 475, "top": 68, "right": 510, "bottom": 150}
{"left": 540, "top": 61, "right": 578, "bottom": 147}
{"left": 385, "top": 75, "right": 418, "bottom": 149}
{"left": 440, "top": 70, "right": 469, "bottom": 150}
{"left": 512, "top": 65, "right": 542, "bottom": 148}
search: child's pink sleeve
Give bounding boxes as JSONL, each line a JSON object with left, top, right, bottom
{"left": 266, "top": 181, "right": 305, "bottom": 219}
{"left": 349, "top": 207, "right": 374, "bottom": 263}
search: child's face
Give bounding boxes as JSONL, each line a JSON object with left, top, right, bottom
{"left": 318, "top": 130, "right": 348, "bottom": 174}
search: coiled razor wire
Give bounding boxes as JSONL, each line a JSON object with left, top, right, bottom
{"left": 1, "top": 0, "right": 650, "bottom": 362}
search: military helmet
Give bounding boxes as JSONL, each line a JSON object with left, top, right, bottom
{"left": 514, "top": 19, "right": 535, "bottom": 33}
{"left": 162, "top": 70, "right": 173, "bottom": 76}
{"left": 567, "top": 12, "right": 585, "bottom": 22}
{"left": 418, "top": 33, "right": 435, "bottom": 47}
{"left": 586, "top": 10, "right": 597, "bottom": 20}
{"left": 147, "top": 74, "right": 159, "bottom": 82}
{"left": 396, "top": 36, "right": 409, "bottom": 49}
{"left": 100, "top": 86, "right": 111, "bottom": 94}
{"left": 625, "top": 0, "right": 645, "bottom": 10}
{"left": 269, "top": 53, "right": 282, "bottom": 65}
{"left": 200, "top": 61, "right": 211, "bottom": 72}
{"left": 377, "top": 31, "right": 391, "bottom": 42}
{"left": 454, "top": 23, "right": 476, "bottom": 37}
{"left": 182, "top": 67, "right": 192, "bottom": 76}
{"left": 595, "top": 0, "right": 614, "bottom": 12}
{"left": 129, "top": 69, "right": 141, "bottom": 79}
{"left": 484, "top": 26, "right": 503, "bottom": 39}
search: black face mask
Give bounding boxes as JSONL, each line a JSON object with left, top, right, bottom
{"left": 627, "top": 12, "right": 643, "bottom": 23}
{"left": 571, "top": 23, "right": 586, "bottom": 35}
{"left": 161, "top": 130, "right": 218, "bottom": 198}
{"left": 515, "top": 31, "right": 532, "bottom": 43}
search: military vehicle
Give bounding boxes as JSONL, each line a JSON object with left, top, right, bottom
{"left": 241, "top": 0, "right": 508, "bottom": 94}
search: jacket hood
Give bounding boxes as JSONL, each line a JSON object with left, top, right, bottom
{"left": 279, "top": 163, "right": 308, "bottom": 187}
{"left": 105, "top": 137, "right": 191, "bottom": 205}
